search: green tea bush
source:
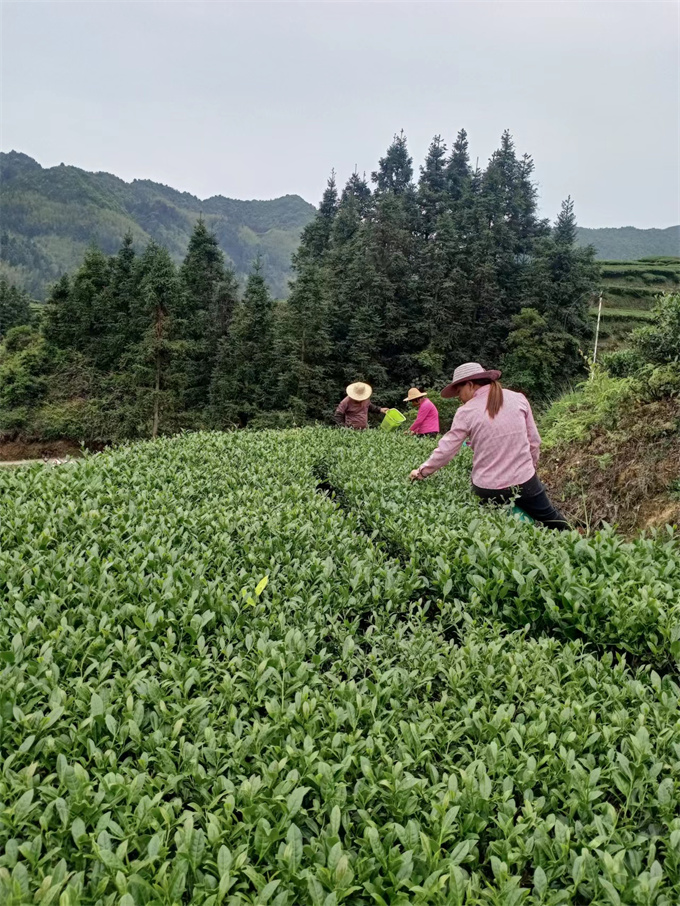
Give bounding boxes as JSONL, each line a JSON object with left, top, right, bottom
{"left": 1, "top": 430, "right": 679, "bottom": 905}
{"left": 323, "top": 430, "right": 680, "bottom": 667}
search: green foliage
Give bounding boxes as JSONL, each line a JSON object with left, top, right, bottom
{"left": 0, "top": 151, "right": 315, "bottom": 300}
{"left": 2, "top": 429, "right": 680, "bottom": 904}
{"left": 595, "top": 294, "right": 680, "bottom": 400}
{"left": 592, "top": 259, "right": 680, "bottom": 356}
{"left": 601, "top": 348, "right": 644, "bottom": 378}
{"left": 210, "top": 262, "right": 276, "bottom": 427}
{"left": 287, "top": 129, "right": 598, "bottom": 421}
{"left": 1, "top": 229, "right": 232, "bottom": 442}
{"left": 632, "top": 292, "right": 680, "bottom": 364}
{"left": 540, "top": 370, "right": 638, "bottom": 448}
{"left": 0, "top": 328, "right": 48, "bottom": 409}
{"left": 0, "top": 277, "right": 32, "bottom": 337}
{"left": 638, "top": 363, "right": 680, "bottom": 401}
{"left": 179, "top": 220, "right": 239, "bottom": 410}
{"left": 0, "top": 133, "right": 604, "bottom": 439}
{"left": 502, "top": 308, "right": 581, "bottom": 401}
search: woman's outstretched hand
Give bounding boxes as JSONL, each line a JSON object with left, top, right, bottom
{"left": 409, "top": 469, "right": 424, "bottom": 481}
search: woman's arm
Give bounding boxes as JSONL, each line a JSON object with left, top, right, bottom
{"left": 523, "top": 399, "right": 541, "bottom": 467}
{"left": 411, "top": 411, "right": 469, "bottom": 479}
{"left": 334, "top": 398, "right": 349, "bottom": 426}
{"left": 409, "top": 405, "right": 425, "bottom": 433}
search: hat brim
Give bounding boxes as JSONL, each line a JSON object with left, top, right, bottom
{"left": 441, "top": 369, "right": 501, "bottom": 399}
{"left": 403, "top": 391, "right": 427, "bottom": 402}
{"left": 346, "top": 383, "right": 373, "bottom": 402}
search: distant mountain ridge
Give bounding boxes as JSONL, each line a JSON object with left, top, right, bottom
{"left": 2, "top": 151, "right": 676, "bottom": 296}
{"left": 576, "top": 225, "right": 679, "bottom": 260}
{"left": 0, "top": 151, "right": 317, "bottom": 299}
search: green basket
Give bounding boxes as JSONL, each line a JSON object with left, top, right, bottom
{"left": 511, "top": 504, "right": 535, "bottom": 524}
{"left": 380, "top": 408, "right": 406, "bottom": 431}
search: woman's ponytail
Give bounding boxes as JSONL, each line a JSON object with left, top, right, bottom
{"left": 486, "top": 381, "right": 504, "bottom": 419}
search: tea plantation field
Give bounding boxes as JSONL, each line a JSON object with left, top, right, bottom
{"left": 1, "top": 430, "right": 680, "bottom": 906}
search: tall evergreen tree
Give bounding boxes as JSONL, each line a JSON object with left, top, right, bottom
{"left": 372, "top": 131, "right": 413, "bottom": 195}
{"left": 102, "top": 234, "right": 138, "bottom": 369}
{"left": 297, "top": 173, "right": 338, "bottom": 263}
{"left": 210, "top": 260, "right": 276, "bottom": 427}
{"left": 366, "top": 133, "right": 422, "bottom": 389}
{"left": 445, "top": 129, "right": 471, "bottom": 203}
{"left": 179, "top": 219, "right": 239, "bottom": 410}
{"left": 332, "top": 171, "right": 372, "bottom": 245}
{"left": 528, "top": 197, "right": 598, "bottom": 344}
{"left": 126, "top": 243, "right": 184, "bottom": 437}
{"left": 43, "top": 246, "right": 111, "bottom": 357}
{"left": 278, "top": 263, "right": 333, "bottom": 419}
{"left": 0, "top": 277, "right": 32, "bottom": 338}
{"left": 43, "top": 275, "right": 73, "bottom": 348}
{"left": 418, "top": 135, "right": 448, "bottom": 238}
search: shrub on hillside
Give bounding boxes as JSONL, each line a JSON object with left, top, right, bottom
{"left": 0, "top": 328, "right": 49, "bottom": 408}
{"left": 639, "top": 362, "right": 680, "bottom": 400}
{"left": 632, "top": 292, "right": 680, "bottom": 364}
{"left": 601, "top": 348, "right": 644, "bottom": 378}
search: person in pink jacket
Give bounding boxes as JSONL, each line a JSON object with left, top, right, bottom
{"left": 404, "top": 388, "right": 440, "bottom": 436}
{"left": 409, "top": 363, "right": 570, "bottom": 530}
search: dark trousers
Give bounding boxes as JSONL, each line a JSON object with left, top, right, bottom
{"left": 473, "top": 473, "right": 570, "bottom": 531}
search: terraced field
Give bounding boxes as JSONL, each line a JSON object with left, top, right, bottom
{"left": 1, "top": 430, "right": 679, "bottom": 905}
{"left": 593, "top": 258, "right": 680, "bottom": 353}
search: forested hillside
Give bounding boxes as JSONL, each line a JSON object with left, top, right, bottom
{"left": 0, "top": 130, "right": 600, "bottom": 444}
{"left": 0, "top": 151, "right": 316, "bottom": 299}
{"left": 576, "top": 224, "right": 679, "bottom": 260}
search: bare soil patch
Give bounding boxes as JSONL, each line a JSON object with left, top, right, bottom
{"left": 0, "top": 439, "right": 105, "bottom": 463}
{"left": 540, "top": 398, "right": 680, "bottom": 537}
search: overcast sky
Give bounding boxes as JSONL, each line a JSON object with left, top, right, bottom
{"left": 1, "top": 0, "right": 678, "bottom": 228}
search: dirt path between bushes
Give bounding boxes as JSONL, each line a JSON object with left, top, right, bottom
{"left": 0, "top": 457, "right": 78, "bottom": 468}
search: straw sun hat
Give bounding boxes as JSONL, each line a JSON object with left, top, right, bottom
{"left": 346, "top": 382, "right": 373, "bottom": 402}
{"left": 403, "top": 388, "right": 427, "bottom": 402}
{"left": 441, "top": 363, "right": 502, "bottom": 399}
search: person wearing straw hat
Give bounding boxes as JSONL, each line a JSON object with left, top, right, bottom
{"left": 404, "top": 388, "right": 440, "bottom": 437}
{"left": 334, "top": 382, "right": 388, "bottom": 430}
{"left": 409, "top": 363, "right": 570, "bottom": 530}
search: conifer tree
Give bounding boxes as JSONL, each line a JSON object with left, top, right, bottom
{"left": 210, "top": 260, "right": 276, "bottom": 427}
{"left": 297, "top": 173, "right": 338, "bottom": 263}
{"left": 372, "top": 131, "right": 414, "bottom": 195}
{"left": 43, "top": 274, "right": 72, "bottom": 348}
{"left": 445, "top": 129, "right": 471, "bottom": 202}
{"left": 418, "top": 135, "right": 448, "bottom": 238}
{"left": 528, "top": 197, "right": 598, "bottom": 346}
{"left": 43, "top": 246, "right": 111, "bottom": 357}
{"left": 0, "top": 277, "right": 32, "bottom": 338}
{"left": 366, "top": 133, "right": 423, "bottom": 390}
{"left": 332, "top": 171, "right": 372, "bottom": 245}
{"left": 103, "top": 234, "right": 138, "bottom": 368}
{"left": 179, "top": 219, "right": 239, "bottom": 410}
{"left": 126, "top": 243, "right": 184, "bottom": 437}
{"left": 278, "top": 263, "right": 333, "bottom": 419}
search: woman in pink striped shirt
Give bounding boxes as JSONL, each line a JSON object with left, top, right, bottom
{"left": 409, "top": 363, "right": 570, "bottom": 530}
{"left": 404, "top": 388, "right": 440, "bottom": 436}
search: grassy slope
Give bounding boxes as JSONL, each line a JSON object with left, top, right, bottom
{"left": 539, "top": 373, "right": 680, "bottom": 535}
{"left": 0, "top": 151, "right": 316, "bottom": 299}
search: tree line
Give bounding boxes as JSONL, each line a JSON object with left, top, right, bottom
{"left": 0, "top": 130, "right": 600, "bottom": 442}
